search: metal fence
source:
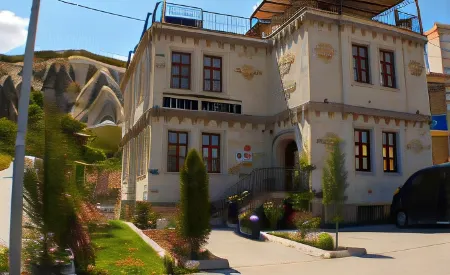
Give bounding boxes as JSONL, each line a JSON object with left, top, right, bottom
{"left": 210, "top": 167, "right": 311, "bottom": 219}
{"left": 373, "top": 10, "right": 420, "bottom": 33}
{"left": 152, "top": 2, "right": 251, "bottom": 36}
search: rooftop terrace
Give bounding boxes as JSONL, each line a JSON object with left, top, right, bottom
{"left": 150, "top": 0, "right": 423, "bottom": 38}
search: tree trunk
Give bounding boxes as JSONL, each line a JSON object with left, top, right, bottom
{"left": 335, "top": 221, "right": 339, "bottom": 250}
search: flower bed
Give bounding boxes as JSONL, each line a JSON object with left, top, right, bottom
{"left": 143, "top": 229, "right": 219, "bottom": 263}
{"left": 268, "top": 231, "right": 334, "bottom": 251}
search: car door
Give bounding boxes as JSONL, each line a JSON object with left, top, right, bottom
{"left": 409, "top": 170, "right": 440, "bottom": 224}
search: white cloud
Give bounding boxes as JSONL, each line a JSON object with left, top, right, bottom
{"left": 0, "top": 11, "right": 29, "bottom": 54}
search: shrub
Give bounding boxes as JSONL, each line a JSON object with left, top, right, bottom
{"left": 163, "top": 255, "right": 175, "bottom": 275}
{"left": 133, "top": 201, "right": 159, "bottom": 230}
{"left": 293, "top": 211, "right": 321, "bottom": 239}
{"left": 0, "top": 154, "right": 12, "bottom": 171}
{"left": 316, "top": 233, "right": 334, "bottom": 250}
{"left": 86, "top": 264, "right": 109, "bottom": 275}
{"left": 178, "top": 149, "right": 211, "bottom": 259}
{"left": 0, "top": 246, "right": 8, "bottom": 272}
{"left": 263, "top": 201, "right": 284, "bottom": 230}
{"left": 30, "top": 91, "right": 44, "bottom": 108}
{"left": 61, "top": 114, "right": 86, "bottom": 134}
{"left": 0, "top": 117, "right": 17, "bottom": 155}
{"left": 238, "top": 211, "right": 252, "bottom": 234}
{"left": 84, "top": 146, "right": 107, "bottom": 163}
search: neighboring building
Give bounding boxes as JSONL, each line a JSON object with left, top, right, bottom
{"left": 425, "top": 23, "right": 450, "bottom": 75}
{"left": 121, "top": 0, "right": 432, "bottom": 220}
{"left": 426, "top": 23, "right": 450, "bottom": 164}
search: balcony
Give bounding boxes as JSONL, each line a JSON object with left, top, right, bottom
{"left": 250, "top": 0, "right": 422, "bottom": 37}
{"left": 152, "top": 2, "right": 251, "bottom": 36}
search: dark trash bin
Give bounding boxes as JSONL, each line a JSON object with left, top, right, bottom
{"left": 250, "top": 215, "right": 260, "bottom": 240}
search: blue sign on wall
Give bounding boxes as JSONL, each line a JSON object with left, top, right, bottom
{"left": 431, "top": 114, "right": 448, "bottom": 131}
{"left": 165, "top": 4, "right": 202, "bottom": 21}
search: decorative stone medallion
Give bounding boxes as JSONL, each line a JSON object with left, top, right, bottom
{"left": 282, "top": 80, "right": 297, "bottom": 94}
{"left": 317, "top": 132, "right": 339, "bottom": 145}
{"left": 234, "top": 65, "right": 262, "bottom": 80}
{"left": 278, "top": 52, "right": 295, "bottom": 78}
{"left": 313, "top": 43, "right": 335, "bottom": 63}
{"left": 155, "top": 55, "right": 165, "bottom": 68}
{"left": 408, "top": 61, "right": 424, "bottom": 76}
{"left": 406, "top": 139, "right": 431, "bottom": 153}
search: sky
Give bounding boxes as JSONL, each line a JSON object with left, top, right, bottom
{"left": 1, "top": 0, "right": 449, "bottom": 59}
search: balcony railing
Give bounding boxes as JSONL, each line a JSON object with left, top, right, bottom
{"left": 250, "top": 0, "right": 421, "bottom": 37}
{"left": 152, "top": 2, "right": 251, "bottom": 36}
{"left": 372, "top": 10, "right": 420, "bottom": 34}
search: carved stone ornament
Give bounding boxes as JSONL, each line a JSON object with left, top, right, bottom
{"left": 234, "top": 65, "right": 262, "bottom": 80}
{"left": 155, "top": 55, "right": 165, "bottom": 69}
{"left": 406, "top": 139, "right": 431, "bottom": 153}
{"left": 317, "top": 132, "right": 339, "bottom": 145}
{"left": 282, "top": 80, "right": 297, "bottom": 94}
{"left": 278, "top": 52, "right": 295, "bottom": 78}
{"left": 408, "top": 61, "right": 424, "bottom": 76}
{"left": 313, "top": 43, "right": 335, "bottom": 63}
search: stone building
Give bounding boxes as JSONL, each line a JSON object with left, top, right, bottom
{"left": 426, "top": 23, "right": 450, "bottom": 164}
{"left": 121, "top": 0, "right": 432, "bottom": 222}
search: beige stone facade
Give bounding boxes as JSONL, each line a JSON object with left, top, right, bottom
{"left": 121, "top": 6, "right": 432, "bottom": 208}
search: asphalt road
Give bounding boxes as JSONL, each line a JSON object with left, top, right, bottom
{"left": 204, "top": 225, "right": 450, "bottom": 275}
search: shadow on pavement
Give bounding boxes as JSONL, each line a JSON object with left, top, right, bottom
{"left": 359, "top": 254, "right": 395, "bottom": 259}
{"left": 196, "top": 268, "right": 241, "bottom": 275}
{"left": 323, "top": 224, "right": 450, "bottom": 234}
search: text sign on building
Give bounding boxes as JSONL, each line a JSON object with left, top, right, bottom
{"left": 431, "top": 114, "right": 448, "bottom": 131}
{"left": 165, "top": 4, "right": 202, "bottom": 21}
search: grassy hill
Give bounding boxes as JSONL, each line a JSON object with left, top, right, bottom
{"left": 0, "top": 50, "right": 127, "bottom": 68}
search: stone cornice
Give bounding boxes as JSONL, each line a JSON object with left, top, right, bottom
{"left": 268, "top": 7, "right": 426, "bottom": 43}
{"left": 120, "top": 101, "right": 431, "bottom": 146}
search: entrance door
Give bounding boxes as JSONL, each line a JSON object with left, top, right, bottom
{"left": 284, "top": 141, "right": 298, "bottom": 191}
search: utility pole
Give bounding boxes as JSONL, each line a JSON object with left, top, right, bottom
{"left": 415, "top": 0, "right": 424, "bottom": 34}
{"left": 9, "top": 0, "right": 41, "bottom": 273}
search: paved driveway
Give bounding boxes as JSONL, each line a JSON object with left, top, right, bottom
{"left": 204, "top": 225, "right": 450, "bottom": 275}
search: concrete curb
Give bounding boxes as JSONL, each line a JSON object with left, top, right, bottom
{"left": 124, "top": 222, "right": 167, "bottom": 258}
{"left": 261, "top": 232, "right": 367, "bottom": 259}
{"left": 125, "top": 222, "right": 230, "bottom": 270}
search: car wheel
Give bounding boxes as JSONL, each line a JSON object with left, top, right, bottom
{"left": 396, "top": 211, "right": 408, "bottom": 228}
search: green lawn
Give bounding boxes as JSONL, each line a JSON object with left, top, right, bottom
{"left": 90, "top": 220, "right": 164, "bottom": 274}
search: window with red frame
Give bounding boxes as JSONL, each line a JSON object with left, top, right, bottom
{"left": 202, "top": 133, "right": 220, "bottom": 173}
{"left": 382, "top": 132, "right": 398, "bottom": 172}
{"left": 354, "top": 129, "right": 371, "bottom": 172}
{"left": 167, "top": 131, "right": 188, "bottom": 172}
{"left": 352, "top": 45, "right": 370, "bottom": 83}
{"left": 171, "top": 52, "right": 191, "bottom": 89}
{"left": 380, "top": 50, "right": 396, "bottom": 88}
{"left": 203, "top": 56, "right": 222, "bottom": 92}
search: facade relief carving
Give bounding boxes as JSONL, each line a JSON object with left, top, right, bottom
{"left": 313, "top": 43, "right": 335, "bottom": 63}
{"left": 278, "top": 52, "right": 295, "bottom": 78}
{"left": 155, "top": 54, "right": 165, "bottom": 68}
{"left": 408, "top": 60, "right": 424, "bottom": 76}
{"left": 406, "top": 139, "right": 431, "bottom": 153}
{"left": 234, "top": 65, "right": 263, "bottom": 80}
{"left": 317, "top": 132, "right": 339, "bottom": 145}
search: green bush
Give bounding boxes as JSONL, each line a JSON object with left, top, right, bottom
{"left": 238, "top": 211, "right": 253, "bottom": 235}
{"left": 263, "top": 201, "right": 284, "bottom": 230}
{"left": 316, "top": 233, "right": 334, "bottom": 250}
{"left": 163, "top": 255, "right": 175, "bottom": 275}
{"left": 133, "top": 201, "right": 159, "bottom": 230}
{"left": 293, "top": 211, "right": 321, "bottom": 239}
{"left": 0, "top": 117, "right": 17, "bottom": 155}
{"left": 83, "top": 146, "right": 107, "bottom": 163}
{"left": 29, "top": 91, "right": 43, "bottom": 108}
{"left": 0, "top": 246, "right": 8, "bottom": 272}
{"left": 61, "top": 114, "right": 86, "bottom": 134}
{"left": 178, "top": 149, "right": 210, "bottom": 259}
